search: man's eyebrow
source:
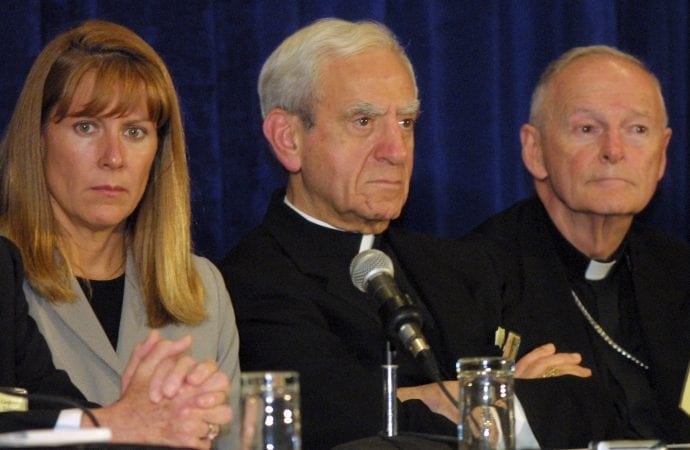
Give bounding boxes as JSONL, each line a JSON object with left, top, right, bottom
{"left": 344, "top": 99, "right": 420, "bottom": 118}
{"left": 345, "top": 102, "right": 386, "bottom": 117}
{"left": 398, "top": 99, "right": 420, "bottom": 116}
{"left": 568, "top": 107, "right": 654, "bottom": 122}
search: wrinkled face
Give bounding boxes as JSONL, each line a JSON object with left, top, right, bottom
{"left": 527, "top": 55, "right": 670, "bottom": 217}
{"left": 289, "top": 48, "right": 418, "bottom": 233}
{"left": 42, "top": 72, "right": 158, "bottom": 235}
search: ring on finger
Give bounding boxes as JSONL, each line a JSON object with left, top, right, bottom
{"left": 542, "top": 366, "right": 559, "bottom": 378}
{"left": 205, "top": 422, "right": 220, "bottom": 440}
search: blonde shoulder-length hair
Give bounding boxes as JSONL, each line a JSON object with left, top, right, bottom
{"left": 0, "top": 19, "right": 205, "bottom": 327}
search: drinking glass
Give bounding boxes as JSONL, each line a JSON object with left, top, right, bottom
{"left": 241, "top": 371, "right": 301, "bottom": 450}
{"left": 457, "top": 357, "right": 515, "bottom": 450}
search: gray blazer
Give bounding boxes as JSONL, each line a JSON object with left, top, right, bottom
{"left": 25, "top": 252, "right": 240, "bottom": 449}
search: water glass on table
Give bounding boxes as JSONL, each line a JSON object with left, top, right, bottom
{"left": 241, "top": 371, "right": 301, "bottom": 450}
{"left": 457, "top": 357, "right": 515, "bottom": 450}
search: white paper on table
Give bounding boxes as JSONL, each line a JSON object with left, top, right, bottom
{"left": 589, "top": 440, "right": 665, "bottom": 450}
{"left": 0, "top": 427, "right": 111, "bottom": 447}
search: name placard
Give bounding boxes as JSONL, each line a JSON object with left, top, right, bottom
{"left": 0, "top": 388, "right": 28, "bottom": 413}
{"left": 681, "top": 363, "right": 690, "bottom": 417}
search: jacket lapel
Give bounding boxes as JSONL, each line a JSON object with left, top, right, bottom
{"left": 114, "top": 253, "right": 150, "bottom": 365}
{"left": 264, "top": 195, "right": 381, "bottom": 324}
{"left": 49, "top": 278, "right": 124, "bottom": 373}
{"left": 509, "top": 202, "right": 597, "bottom": 364}
{"left": 628, "top": 232, "right": 690, "bottom": 377}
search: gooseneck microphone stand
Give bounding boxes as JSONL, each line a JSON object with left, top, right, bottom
{"left": 382, "top": 341, "right": 398, "bottom": 437}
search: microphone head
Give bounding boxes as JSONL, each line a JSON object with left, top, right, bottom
{"left": 350, "top": 249, "right": 394, "bottom": 292}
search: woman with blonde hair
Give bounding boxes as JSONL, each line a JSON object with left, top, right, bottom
{"left": 0, "top": 19, "right": 239, "bottom": 448}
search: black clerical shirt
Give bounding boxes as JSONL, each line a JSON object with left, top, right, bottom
{"left": 547, "top": 218, "right": 665, "bottom": 438}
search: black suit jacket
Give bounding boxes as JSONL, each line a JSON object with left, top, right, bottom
{"left": 0, "top": 236, "right": 86, "bottom": 432}
{"left": 466, "top": 197, "right": 690, "bottom": 446}
{"left": 219, "top": 192, "right": 505, "bottom": 449}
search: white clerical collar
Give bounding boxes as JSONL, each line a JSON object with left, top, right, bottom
{"left": 283, "top": 196, "right": 375, "bottom": 252}
{"left": 283, "top": 196, "right": 342, "bottom": 230}
{"left": 584, "top": 259, "right": 617, "bottom": 281}
{"left": 359, "top": 234, "right": 375, "bottom": 252}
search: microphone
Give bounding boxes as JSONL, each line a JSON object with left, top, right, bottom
{"left": 350, "top": 249, "right": 442, "bottom": 382}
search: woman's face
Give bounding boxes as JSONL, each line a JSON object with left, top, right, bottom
{"left": 42, "top": 72, "right": 158, "bottom": 236}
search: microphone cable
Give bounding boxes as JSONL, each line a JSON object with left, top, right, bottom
{"left": 28, "top": 393, "right": 101, "bottom": 428}
{"left": 0, "top": 388, "right": 101, "bottom": 428}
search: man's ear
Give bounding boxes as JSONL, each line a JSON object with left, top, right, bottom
{"left": 656, "top": 126, "right": 672, "bottom": 181}
{"left": 263, "top": 108, "right": 302, "bottom": 173}
{"left": 521, "top": 123, "right": 548, "bottom": 180}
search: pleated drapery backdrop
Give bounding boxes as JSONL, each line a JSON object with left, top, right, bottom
{"left": 2, "top": 1, "right": 688, "bottom": 261}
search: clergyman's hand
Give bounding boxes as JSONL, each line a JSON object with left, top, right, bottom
{"left": 397, "top": 381, "right": 459, "bottom": 423}
{"left": 515, "top": 343, "right": 591, "bottom": 379}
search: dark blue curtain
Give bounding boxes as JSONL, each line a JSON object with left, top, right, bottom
{"left": 2, "top": 1, "right": 688, "bottom": 262}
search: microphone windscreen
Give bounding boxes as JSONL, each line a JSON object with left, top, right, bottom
{"left": 350, "top": 249, "right": 394, "bottom": 292}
